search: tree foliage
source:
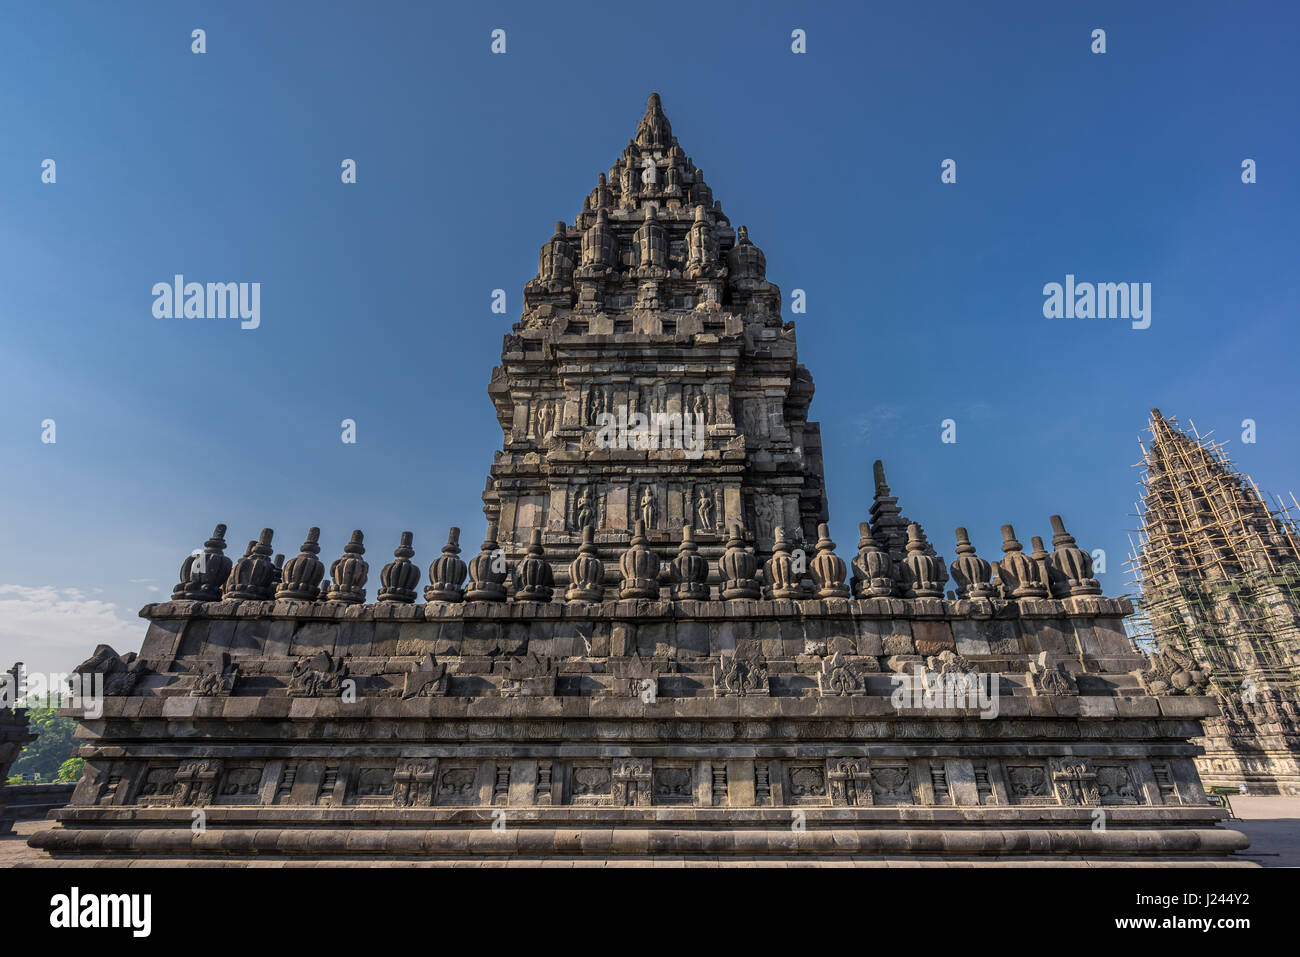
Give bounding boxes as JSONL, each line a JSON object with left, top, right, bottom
{"left": 8, "top": 707, "right": 79, "bottom": 781}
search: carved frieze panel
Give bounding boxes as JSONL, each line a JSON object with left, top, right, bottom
{"left": 136, "top": 767, "right": 177, "bottom": 806}
{"left": 570, "top": 765, "right": 613, "bottom": 804}
{"left": 787, "top": 764, "right": 829, "bottom": 804}
{"left": 612, "top": 759, "right": 653, "bottom": 807}
{"left": 818, "top": 652, "right": 866, "bottom": 696}
{"left": 288, "top": 650, "right": 349, "bottom": 698}
{"left": 828, "top": 759, "right": 872, "bottom": 807}
{"left": 172, "top": 758, "right": 220, "bottom": 807}
{"left": 215, "top": 767, "right": 262, "bottom": 804}
{"left": 1096, "top": 765, "right": 1140, "bottom": 805}
{"left": 652, "top": 765, "right": 694, "bottom": 805}
{"left": 1051, "top": 758, "right": 1101, "bottom": 806}
{"left": 354, "top": 766, "right": 395, "bottom": 805}
{"left": 393, "top": 758, "right": 437, "bottom": 807}
{"left": 714, "top": 653, "right": 770, "bottom": 697}
{"left": 1007, "top": 764, "right": 1054, "bottom": 805}
{"left": 191, "top": 654, "right": 239, "bottom": 697}
{"left": 435, "top": 766, "right": 479, "bottom": 805}
{"left": 402, "top": 654, "right": 447, "bottom": 698}
{"left": 869, "top": 765, "right": 914, "bottom": 805}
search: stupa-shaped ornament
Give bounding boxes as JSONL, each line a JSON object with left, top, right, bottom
{"left": 619, "top": 521, "right": 661, "bottom": 599}
{"left": 901, "top": 524, "right": 946, "bottom": 599}
{"left": 173, "top": 523, "right": 233, "bottom": 602}
{"left": 465, "top": 522, "right": 508, "bottom": 602}
{"left": 720, "top": 525, "right": 761, "bottom": 600}
{"left": 765, "top": 526, "right": 806, "bottom": 600}
{"left": 949, "top": 527, "right": 996, "bottom": 599}
{"left": 276, "top": 528, "right": 325, "bottom": 601}
{"left": 513, "top": 529, "right": 554, "bottom": 603}
{"left": 1048, "top": 515, "right": 1102, "bottom": 597}
{"left": 809, "top": 523, "right": 851, "bottom": 599}
{"left": 670, "top": 525, "right": 710, "bottom": 601}
{"left": 851, "top": 522, "right": 894, "bottom": 598}
{"left": 566, "top": 526, "right": 605, "bottom": 602}
{"left": 378, "top": 531, "right": 419, "bottom": 604}
{"left": 224, "top": 529, "right": 277, "bottom": 601}
{"left": 425, "top": 527, "right": 467, "bottom": 602}
{"left": 325, "top": 530, "right": 369, "bottom": 604}
{"left": 997, "top": 525, "right": 1048, "bottom": 599}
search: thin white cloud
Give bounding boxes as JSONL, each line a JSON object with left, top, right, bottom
{"left": 854, "top": 403, "right": 904, "bottom": 442}
{"left": 0, "top": 584, "right": 141, "bottom": 676}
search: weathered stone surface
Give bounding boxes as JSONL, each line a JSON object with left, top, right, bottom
{"left": 30, "top": 96, "right": 1246, "bottom": 864}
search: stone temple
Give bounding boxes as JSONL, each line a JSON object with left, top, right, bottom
{"left": 34, "top": 95, "right": 1246, "bottom": 863}
{"left": 1133, "top": 409, "right": 1300, "bottom": 795}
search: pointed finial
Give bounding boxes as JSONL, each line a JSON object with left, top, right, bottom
{"left": 395, "top": 531, "right": 415, "bottom": 558}
{"left": 1048, "top": 514, "right": 1074, "bottom": 547}
{"left": 1000, "top": 525, "right": 1023, "bottom": 553}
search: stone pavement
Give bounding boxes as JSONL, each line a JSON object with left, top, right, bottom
{"left": 1227, "top": 796, "right": 1300, "bottom": 867}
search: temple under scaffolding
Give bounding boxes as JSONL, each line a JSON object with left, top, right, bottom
{"left": 1129, "top": 409, "right": 1300, "bottom": 795}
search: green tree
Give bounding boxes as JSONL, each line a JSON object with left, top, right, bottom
{"left": 56, "top": 757, "right": 84, "bottom": 783}
{"left": 9, "top": 706, "right": 79, "bottom": 780}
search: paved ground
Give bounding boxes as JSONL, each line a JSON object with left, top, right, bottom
{"left": 1224, "top": 795, "right": 1300, "bottom": 867}
{"left": 4, "top": 802, "right": 1296, "bottom": 866}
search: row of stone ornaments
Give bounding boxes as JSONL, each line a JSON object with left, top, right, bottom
{"left": 171, "top": 514, "right": 1103, "bottom": 606}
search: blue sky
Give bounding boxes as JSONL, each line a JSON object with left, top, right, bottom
{"left": 2, "top": 1, "right": 1297, "bottom": 676}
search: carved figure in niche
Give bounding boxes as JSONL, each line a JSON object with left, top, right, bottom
{"left": 640, "top": 486, "right": 658, "bottom": 530}
{"left": 575, "top": 487, "right": 594, "bottom": 530}
{"left": 537, "top": 400, "right": 555, "bottom": 440}
{"left": 693, "top": 390, "right": 707, "bottom": 419}
{"left": 640, "top": 155, "right": 660, "bottom": 191}
{"left": 593, "top": 387, "right": 609, "bottom": 425}
{"left": 754, "top": 496, "right": 775, "bottom": 542}
{"left": 697, "top": 490, "right": 715, "bottom": 530}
